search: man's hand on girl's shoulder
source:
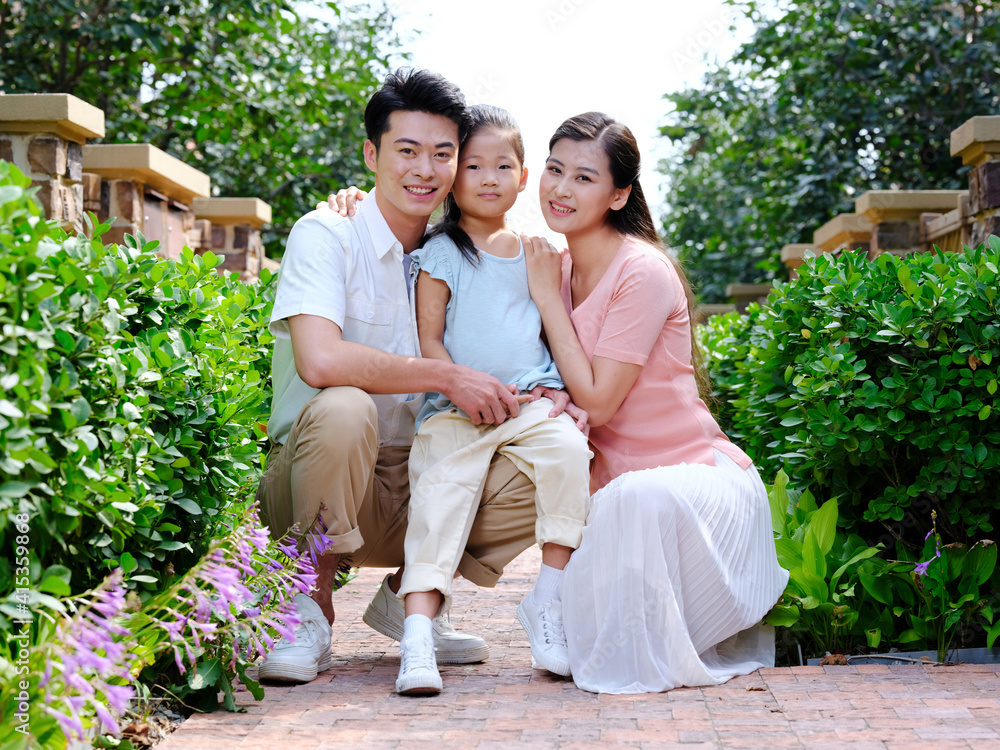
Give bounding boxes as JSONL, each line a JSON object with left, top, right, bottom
{"left": 318, "top": 186, "right": 369, "bottom": 216}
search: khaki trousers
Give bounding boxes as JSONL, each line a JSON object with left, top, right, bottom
{"left": 400, "top": 399, "right": 592, "bottom": 605}
{"left": 256, "top": 386, "right": 539, "bottom": 587}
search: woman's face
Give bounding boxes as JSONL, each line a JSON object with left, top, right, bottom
{"left": 538, "top": 137, "right": 627, "bottom": 238}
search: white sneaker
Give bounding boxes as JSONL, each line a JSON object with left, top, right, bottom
{"left": 363, "top": 573, "right": 489, "bottom": 664}
{"left": 258, "top": 594, "right": 333, "bottom": 683}
{"left": 516, "top": 596, "right": 571, "bottom": 677}
{"left": 395, "top": 636, "right": 442, "bottom": 696}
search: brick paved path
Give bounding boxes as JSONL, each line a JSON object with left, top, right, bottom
{"left": 161, "top": 547, "right": 1000, "bottom": 749}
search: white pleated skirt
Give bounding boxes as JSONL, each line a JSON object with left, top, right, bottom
{"left": 562, "top": 450, "right": 789, "bottom": 694}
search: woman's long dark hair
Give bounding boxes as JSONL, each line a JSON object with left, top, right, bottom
{"left": 549, "top": 112, "right": 713, "bottom": 404}
{"left": 421, "top": 104, "right": 525, "bottom": 265}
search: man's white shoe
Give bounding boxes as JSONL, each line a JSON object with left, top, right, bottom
{"left": 258, "top": 593, "right": 333, "bottom": 683}
{"left": 516, "top": 596, "right": 571, "bottom": 677}
{"left": 363, "top": 574, "right": 490, "bottom": 664}
{"left": 395, "top": 636, "right": 443, "bottom": 696}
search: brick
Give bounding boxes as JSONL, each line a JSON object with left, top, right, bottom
{"left": 233, "top": 224, "right": 250, "bottom": 250}
{"left": 28, "top": 135, "right": 67, "bottom": 176}
{"left": 30, "top": 178, "right": 62, "bottom": 218}
{"left": 102, "top": 224, "right": 141, "bottom": 247}
{"left": 873, "top": 220, "right": 921, "bottom": 251}
{"left": 211, "top": 224, "right": 226, "bottom": 249}
{"left": 116, "top": 180, "right": 141, "bottom": 222}
{"left": 971, "top": 160, "right": 1000, "bottom": 213}
{"left": 65, "top": 141, "right": 82, "bottom": 182}
{"left": 100, "top": 177, "right": 111, "bottom": 220}
{"left": 0, "top": 138, "right": 12, "bottom": 163}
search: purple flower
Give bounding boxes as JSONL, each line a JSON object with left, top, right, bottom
{"left": 44, "top": 569, "right": 136, "bottom": 741}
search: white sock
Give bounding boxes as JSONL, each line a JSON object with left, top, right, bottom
{"left": 402, "top": 614, "right": 433, "bottom": 643}
{"left": 532, "top": 563, "right": 563, "bottom": 603}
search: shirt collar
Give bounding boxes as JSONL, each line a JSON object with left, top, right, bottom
{"left": 357, "top": 188, "right": 404, "bottom": 260}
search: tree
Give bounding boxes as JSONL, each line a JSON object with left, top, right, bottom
{"left": 0, "top": 0, "right": 398, "bottom": 251}
{"left": 660, "top": 0, "right": 1000, "bottom": 302}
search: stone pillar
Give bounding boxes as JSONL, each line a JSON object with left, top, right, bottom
{"left": 693, "top": 303, "right": 737, "bottom": 324}
{"left": 781, "top": 243, "right": 819, "bottom": 280}
{"left": 855, "top": 190, "right": 967, "bottom": 256}
{"left": 0, "top": 94, "right": 105, "bottom": 231}
{"left": 920, "top": 194, "right": 971, "bottom": 254}
{"left": 813, "top": 214, "right": 873, "bottom": 257}
{"left": 725, "top": 283, "right": 772, "bottom": 313}
{"left": 82, "top": 144, "right": 210, "bottom": 254}
{"left": 951, "top": 116, "right": 1000, "bottom": 247}
{"left": 192, "top": 198, "right": 272, "bottom": 280}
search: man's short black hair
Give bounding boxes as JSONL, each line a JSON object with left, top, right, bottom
{"left": 364, "top": 67, "right": 469, "bottom": 150}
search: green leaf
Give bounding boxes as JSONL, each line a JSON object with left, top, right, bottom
{"left": 0, "top": 481, "right": 34, "bottom": 498}
{"left": 38, "top": 576, "right": 71, "bottom": 596}
{"left": 858, "top": 570, "right": 893, "bottom": 605}
{"left": 188, "top": 658, "right": 222, "bottom": 690}
{"left": 119, "top": 552, "right": 137, "bottom": 574}
{"left": 802, "top": 529, "right": 826, "bottom": 579}
{"left": 809, "top": 498, "right": 838, "bottom": 556}
{"left": 764, "top": 603, "right": 800, "bottom": 627}
{"left": 767, "top": 470, "right": 790, "bottom": 538}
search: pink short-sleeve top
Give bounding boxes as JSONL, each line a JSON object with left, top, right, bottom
{"left": 561, "top": 236, "right": 751, "bottom": 493}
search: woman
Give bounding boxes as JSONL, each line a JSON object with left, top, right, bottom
{"left": 521, "top": 112, "right": 788, "bottom": 694}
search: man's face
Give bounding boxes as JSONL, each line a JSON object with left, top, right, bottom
{"left": 364, "top": 110, "right": 460, "bottom": 223}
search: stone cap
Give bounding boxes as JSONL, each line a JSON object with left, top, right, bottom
{"left": 694, "top": 303, "right": 737, "bottom": 322}
{"left": 192, "top": 197, "right": 272, "bottom": 228}
{"left": 856, "top": 190, "right": 968, "bottom": 223}
{"left": 0, "top": 93, "right": 105, "bottom": 143}
{"left": 725, "top": 283, "right": 773, "bottom": 297}
{"left": 951, "top": 116, "right": 1000, "bottom": 166}
{"left": 82, "top": 143, "right": 210, "bottom": 203}
{"left": 813, "top": 213, "right": 872, "bottom": 251}
{"left": 780, "top": 243, "right": 819, "bottom": 268}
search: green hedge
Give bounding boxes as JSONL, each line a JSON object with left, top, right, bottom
{"left": 0, "top": 161, "right": 275, "bottom": 618}
{"left": 702, "top": 241, "right": 1000, "bottom": 548}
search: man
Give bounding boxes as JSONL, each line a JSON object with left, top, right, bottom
{"left": 256, "top": 68, "right": 540, "bottom": 685}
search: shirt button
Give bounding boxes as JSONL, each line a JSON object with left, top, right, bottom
{"left": 366, "top": 312, "right": 374, "bottom": 319}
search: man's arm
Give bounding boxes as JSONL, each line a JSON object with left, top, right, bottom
{"left": 288, "top": 314, "right": 520, "bottom": 425}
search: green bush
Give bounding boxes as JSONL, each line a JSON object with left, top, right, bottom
{"left": 764, "top": 471, "right": 998, "bottom": 661}
{"left": 705, "top": 241, "right": 1000, "bottom": 547}
{"left": 0, "top": 161, "right": 276, "bottom": 616}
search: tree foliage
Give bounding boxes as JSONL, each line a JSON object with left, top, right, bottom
{"left": 660, "top": 0, "right": 1000, "bottom": 302}
{"left": 0, "top": 0, "right": 398, "bottom": 250}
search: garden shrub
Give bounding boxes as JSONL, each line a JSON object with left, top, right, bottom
{"left": 0, "top": 160, "right": 276, "bottom": 618}
{"left": 704, "top": 241, "right": 1000, "bottom": 548}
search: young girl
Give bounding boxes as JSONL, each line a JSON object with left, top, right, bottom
{"left": 395, "top": 105, "right": 593, "bottom": 696}
{"left": 521, "top": 112, "right": 788, "bottom": 693}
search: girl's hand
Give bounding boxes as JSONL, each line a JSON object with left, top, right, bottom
{"left": 528, "top": 386, "right": 590, "bottom": 436}
{"left": 520, "top": 233, "right": 563, "bottom": 307}
{"left": 318, "top": 186, "right": 368, "bottom": 216}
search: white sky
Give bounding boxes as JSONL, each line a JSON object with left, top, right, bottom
{"left": 343, "top": 0, "right": 752, "bottom": 240}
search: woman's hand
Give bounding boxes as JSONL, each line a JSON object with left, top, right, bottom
{"left": 318, "top": 186, "right": 368, "bottom": 216}
{"left": 521, "top": 233, "right": 563, "bottom": 308}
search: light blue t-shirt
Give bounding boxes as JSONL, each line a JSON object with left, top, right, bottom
{"left": 412, "top": 233, "right": 563, "bottom": 427}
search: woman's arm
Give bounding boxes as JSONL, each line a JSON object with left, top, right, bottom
{"left": 522, "top": 235, "right": 642, "bottom": 427}
{"left": 415, "top": 269, "right": 454, "bottom": 364}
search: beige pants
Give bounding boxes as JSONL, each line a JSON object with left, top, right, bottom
{"left": 256, "top": 386, "right": 540, "bottom": 587}
{"left": 399, "top": 399, "right": 592, "bottom": 604}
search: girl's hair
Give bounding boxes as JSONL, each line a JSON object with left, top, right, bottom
{"left": 421, "top": 104, "right": 525, "bottom": 265}
{"left": 549, "top": 112, "right": 714, "bottom": 404}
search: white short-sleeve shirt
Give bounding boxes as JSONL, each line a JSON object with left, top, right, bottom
{"left": 267, "top": 191, "right": 421, "bottom": 447}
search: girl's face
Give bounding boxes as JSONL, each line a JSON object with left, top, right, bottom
{"left": 539, "top": 137, "right": 629, "bottom": 238}
{"left": 451, "top": 129, "right": 527, "bottom": 219}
